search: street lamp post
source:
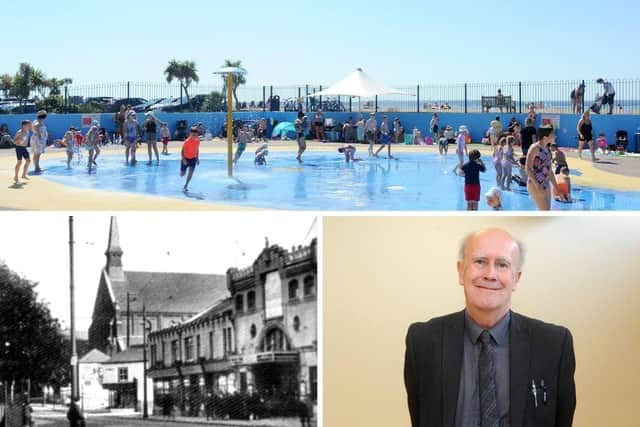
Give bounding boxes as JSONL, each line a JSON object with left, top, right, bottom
{"left": 213, "top": 66, "right": 247, "bottom": 177}
{"left": 142, "top": 305, "right": 151, "bottom": 419}
{"left": 68, "top": 216, "right": 79, "bottom": 402}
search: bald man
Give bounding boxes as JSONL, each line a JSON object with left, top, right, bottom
{"left": 404, "top": 228, "right": 575, "bottom": 427}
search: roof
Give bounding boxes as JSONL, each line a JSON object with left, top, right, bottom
{"left": 103, "top": 346, "right": 144, "bottom": 364}
{"left": 60, "top": 328, "right": 89, "bottom": 341}
{"left": 307, "top": 68, "right": 408, "bottom": 98}
{"left": 110, "top": 271, "right": 228, "bottom": 314}
{"left": 79, "top": 348, "right": 110, "bottom": 364}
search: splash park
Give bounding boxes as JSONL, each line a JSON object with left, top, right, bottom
{"left": 23, "top": 143, "right": 640, "bottom": 211}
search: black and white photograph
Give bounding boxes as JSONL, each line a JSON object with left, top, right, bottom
{"left": 0, "top": 213, "right": 318, "bottom": 427}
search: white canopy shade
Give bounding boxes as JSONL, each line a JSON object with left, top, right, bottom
{"left": 307, "top": 68, "right": 408, "bottom": 98}
{"left": 213, "top": 66, "right": 247, "bottom": 75}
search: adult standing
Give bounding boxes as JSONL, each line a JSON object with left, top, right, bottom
{"left": 404, "top": 228, "right": 576, "bottom": 427}
{"left": 520, "top": 118, "right": 536, "bottom": 156}
{"left": 114, "top": 105, "right": 126, "bottom": 144}
{"left": 294, "top": 111, "right": 308, "bottom": 163}
{"left": 374, "top": 115, "right": 394, "bottom": 158}
{"left": 576, "top": 111, "right": 596, "bottom": 162}
{"left": 596, "top": 78, "right": 615, "bottom": 115}
{"left": 67, "top": 399, "right": 85, "bottom": 427}
{"left": 312, "top": 110, "right": 325, "bottom": 141}
{"left": 525, "top": 125, "right": 566, "bottom": 210}
{"left": 142, "top": 112, "right": 162, "bottom": 165}
{"left": 364, "top": 112, "right": 378, "bottom": 156}
{"left": 429, "top": 113, "right": 439, "bottom": 145}
{"left": 30, "top": 110, "right": 48, "bottom": 173}
{"left": 570, "top": 83, "right": 585, "bottom": 114}
{"left": 21, "top": 394, "right": 33, "bottom": 427}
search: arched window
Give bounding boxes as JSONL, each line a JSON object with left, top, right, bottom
{"left": 288, "top": 280, "right": 299, "bottom": 300}
{"left": 303, "top": 275, "right": 315, "bottom": 297}
{"left": 262, "top": 327, "right": 289, "bottom": 351}
{"left": 247, "top": 291, "right": 256, "bottom": 311}
{"left": 250, "top": 324, "right": 257, "bottom": 338}
{"left": 235, "top": 294, "right": 244, "bottom": 312}
{"left": 293, "top": 316, "right": 300, "bottom": 332}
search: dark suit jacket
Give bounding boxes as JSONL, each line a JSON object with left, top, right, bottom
{"left": 404, "top": 310, "right": 575, "bottom": 427}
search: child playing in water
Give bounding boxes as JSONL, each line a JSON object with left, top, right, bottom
{"left": 455, "top": 148, "right": 486, "bottom": 211}
{"left": 255, "top": 142, "right": 269, "bottom": 165}
{"left": 550, "top": 143, "right": 568, "bottom": 174}
{"left": 553, "top": 166, "right": 572, "bottom": 202}
{"left": 180, "top": 126, "right": 200, "bottom": 192}
{"left": 233, "top": 124, "right": 250, "bottom": 163}
{"left": 63, "top": 127, "right": 76, "bottom": 169}
{"left": 500, "top": 136, "right": 517, "bottom": 191}
{"left": 485, "top": 186, "right": 503, "bottom": 210}
{"left": 84, "top": 121, "right": 100, "bottom": 172}
{"left": 455, "top": 125, "right": 469, "bottom": 167}
{"left": 493, "top": 137, "right": 505, "bottom": 188}
{"left": 438, "top": 129, "right": 448, "bottom": 155}
{"left": 160, "top": 123, "right": 171, "bottom": 155}
{"left": 338, "top": 144, "right": 359, "bottom": 163}
{"left": 13, "top": 120, "right": 31, "bottom": 184}
{"left": 512, "top": 156, "right": 527, "bottom": 187}
{"left": 124, "top": 112, "right": 142, "bottom": 165}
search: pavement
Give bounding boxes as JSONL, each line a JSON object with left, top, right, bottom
{"left": 31, "top": 405, "right": 315, "bottom": 427}
{"left": 1, "top": 138, "right": 638, "bottom": 210}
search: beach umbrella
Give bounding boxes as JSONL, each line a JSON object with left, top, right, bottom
{"left": 271, "top": 121, "right": 296, "bottom": 138}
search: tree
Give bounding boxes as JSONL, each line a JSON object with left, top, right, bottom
{"left": 164, "top": 59, "right": 199, "bottom": 104}
{"left": 46, "top": 77, "right": 73, "bottom": 96}
{"left": 204, "top": 91, "right": 225, "bottom": 112}
{"left": 0, "top": 74, "right": 12, "bottom": 98}
{"left": 30, "top": 67, "right": 47, "bottom": 98}
{"left": 220, "top": 59, "right": 247, "bottom": 109}
{"left": 10, "top": 63, "right": 34, "bottom": 112}
{"left": 0, "top": 261, "right": 69, "bottom": 391}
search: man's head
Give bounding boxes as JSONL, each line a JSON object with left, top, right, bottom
{"left": 457, "top": 228, "right": 524, "bottom": 323}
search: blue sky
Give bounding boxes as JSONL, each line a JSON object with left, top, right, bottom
{"left": 2, "top": 0, "right": 639, "bottom": 87}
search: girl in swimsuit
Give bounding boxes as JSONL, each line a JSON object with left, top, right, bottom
{"left": 493, "top": 138, "right": 505, "bottom": 188}
{"left": 500, "top": 136, "right": 517, "bottom": 191}
{"left": 124, "top": 113, "right": 141, "bottom": 165}
{"left": 525, "top": 125, "right": 566, "bottom": 210}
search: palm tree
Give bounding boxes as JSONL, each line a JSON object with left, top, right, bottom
{"left": 164, "top": 59, "right": 199, "bottom": 104}
{"left": 0, "top": 74, "right": 13, "bottom": 98}
{"left": 220, "top": 59, "right": 247, "bottom": 109}
{"left": 11, "top": 63, "right": 35, "bottom": 111}
{"left": 46, "top": 77, "right": 73, "bottom": 96}
{"left": 30, "top": 67, "right": 47, "bottom": 98}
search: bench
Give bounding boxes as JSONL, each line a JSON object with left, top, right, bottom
{"left": 481, "top": 96, "right": 516, "bottom": 113}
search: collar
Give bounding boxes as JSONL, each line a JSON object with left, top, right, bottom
{"left": 465, "top": 309, "right": 511, "bottom": 345}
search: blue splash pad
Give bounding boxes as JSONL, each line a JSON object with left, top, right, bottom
{"left": 41, "top": 151, "right": 640, "bottom": 210}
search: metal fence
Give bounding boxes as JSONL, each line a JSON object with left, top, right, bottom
{"left": 2, "top": 78, "right": 640, "bottom": 115}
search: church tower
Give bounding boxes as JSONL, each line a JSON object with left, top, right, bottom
{"left": 105, "top": 216, "right": 126, "bottom": 282}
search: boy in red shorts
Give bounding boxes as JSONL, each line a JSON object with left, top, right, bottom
{"left": 180, "top": 126, "right": 200, "bottom": 192}
{"left": 455, "top": 148, "right": 486, "bottom": 211}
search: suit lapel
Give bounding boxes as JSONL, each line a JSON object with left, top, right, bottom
{"left": 510, "top": 312, "right": 531, "bottom": 427}
{"left": 442, "top": 310, "right": 464, "bottom": 427}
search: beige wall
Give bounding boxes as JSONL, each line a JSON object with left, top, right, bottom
{"left": 324, "top": 216, "right": 640, "bottom": 427}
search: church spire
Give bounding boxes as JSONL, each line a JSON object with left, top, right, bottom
{"left": 105, "top": 216, "right": 124, "bottom": 277}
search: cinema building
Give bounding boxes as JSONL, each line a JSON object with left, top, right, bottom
{"left": 146, "top": 238, "right": 317, "bottom": 417}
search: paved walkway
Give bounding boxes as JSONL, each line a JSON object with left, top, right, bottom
{"left": 1, "top": 139, "right": 638, "bottom": 210}
{"left": 32, "top": 405, "right": 315, "bottom": 427}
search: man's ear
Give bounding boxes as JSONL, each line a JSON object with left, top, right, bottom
{"left": 457, "top": 260, "right": 464, "bottom": 286}
{"left": 512, "top": 271, "right": 522, "bottom": 291}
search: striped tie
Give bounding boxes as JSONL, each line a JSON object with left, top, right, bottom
{"left": 479, "top": 330, "right": 499, "bottom": 427}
